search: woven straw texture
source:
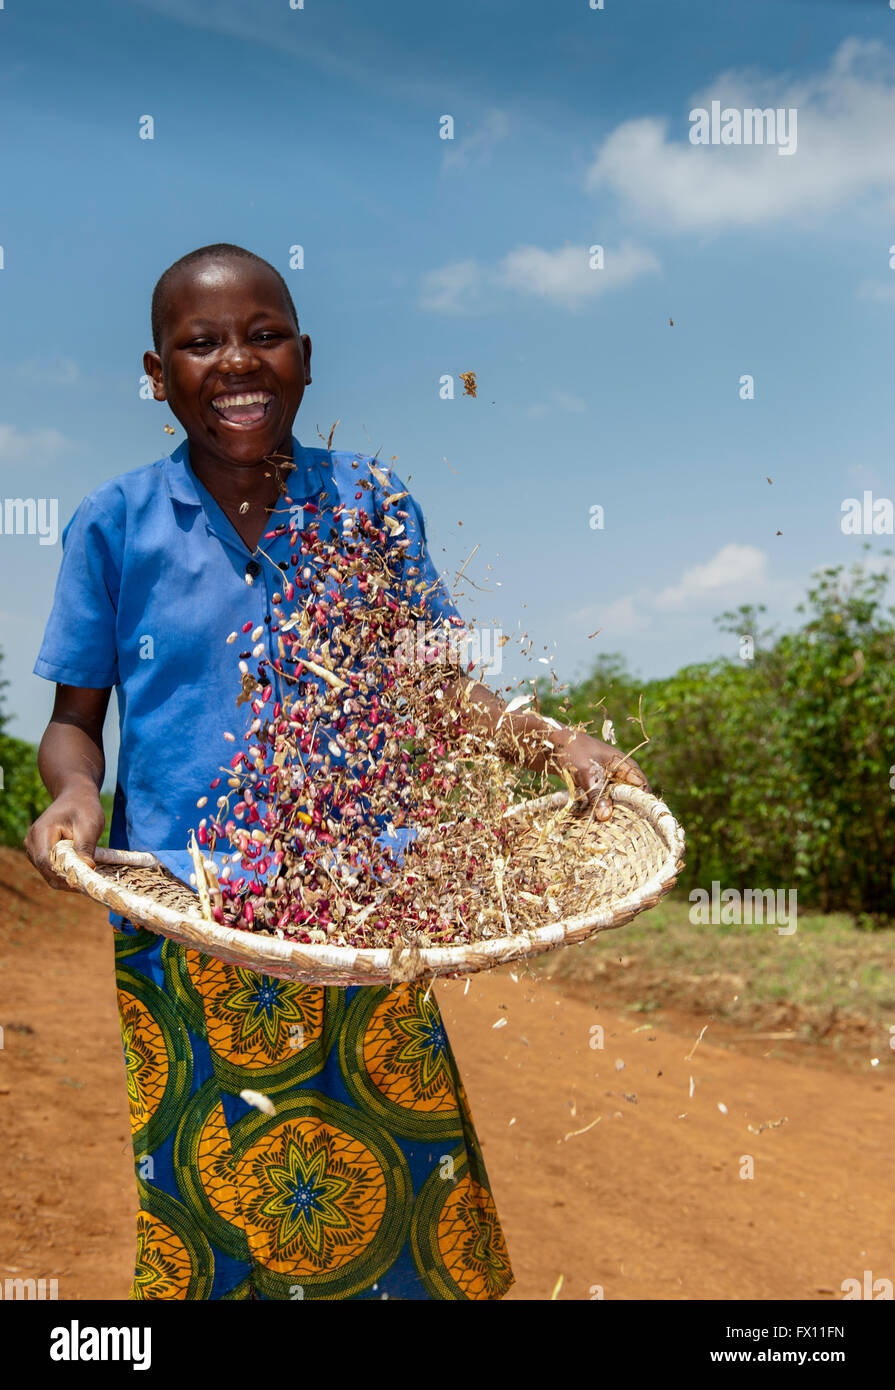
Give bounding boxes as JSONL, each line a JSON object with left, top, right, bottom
{"left": 51, "top": 785, "right": 685, "bottom": 986}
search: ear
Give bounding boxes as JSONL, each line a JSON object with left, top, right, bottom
{"left": 302, "top": 334, "right": 312, "bottom": 385}
{"left": 143, "top": 350, "right": 167, "bottom": 402}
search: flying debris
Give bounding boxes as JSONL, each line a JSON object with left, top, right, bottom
{"left": 240, "top": 1089, "right": 277, "bottom": 1116}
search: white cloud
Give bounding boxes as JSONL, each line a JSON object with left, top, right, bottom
{"left": 587, "top": 38, "right": 895, "bottom": 231}
{"left": 0, "top": 424, "right": 71, "bottom": 468}
{"left": 848, "top": 462, "right": 886, "bottom": 487}
{"left": 554, "top": 391, "right": 587, "bottom": 413}
{"left": 563, "top": 543, "right": 772, "bottom": 640}
{"left": 566, "top": 595, "right": 650, "bottom": 634}
{"left": 418, "top": 260, "right": 485, "bottom": 314}
{"left": 525, "top": 390, "right": 588, "bottom": 419}
{"left": 654, "top": 543, "right": 769, "bottom": 610}
{"left": 599, "top": 596, "right": 651, "bottom": 633}
{"left": 420, "top": 241, "right": 658, "bottom": 313}
{"left": 442, "top": 109, "right": 511, "bottom": 171}
{"left": 856, "top": 279, "right": 895, "bottom": 304}
{"left": 497, "top": 241, "right": 659, "bottom": 307}
{"left": 15, "top": 358, "right": 81, "bottom": 386}
{"left": 139, "top": 0, "right": 441, "bottom": 104}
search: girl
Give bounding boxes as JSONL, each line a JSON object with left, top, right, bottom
{"left": 25, "top": 243, "right": 648, "bottom": 1300}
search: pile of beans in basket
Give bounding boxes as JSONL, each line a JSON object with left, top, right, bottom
{"left": 191, "top": 465, "right": 580, "bottom": 950}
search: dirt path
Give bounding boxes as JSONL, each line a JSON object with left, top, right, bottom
{"left": 1, "top": 847, "right": 892, "bottom": 1301}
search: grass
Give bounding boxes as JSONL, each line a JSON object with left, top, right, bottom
{"left": 528, "top": 888, "right": 895, "bottom": 1051}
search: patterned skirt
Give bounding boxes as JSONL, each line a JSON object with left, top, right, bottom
{"left": 113, "top": 922, "right": 515, "bottom": 1300}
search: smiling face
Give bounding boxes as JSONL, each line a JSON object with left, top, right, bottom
{"left": 143, "top": 257, "right": 311, "bottom": 476}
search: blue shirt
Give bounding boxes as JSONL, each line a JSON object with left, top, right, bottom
{"left": 34, "top": 435, "right": 463, "bottom": 905}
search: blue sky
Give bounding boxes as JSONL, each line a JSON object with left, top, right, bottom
{"left": 2, "top": 0, "right": 895, "bottom": 788}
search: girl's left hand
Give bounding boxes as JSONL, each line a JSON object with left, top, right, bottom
{"left": 550, "top": 731, "right": 650, "bottom": 821}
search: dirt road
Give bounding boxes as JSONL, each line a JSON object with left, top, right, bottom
{"left": 1, "top": 847, "right": 892, "bottom": 1301}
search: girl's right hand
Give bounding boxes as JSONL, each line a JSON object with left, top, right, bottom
{"left": 24, "top": 785, "right": 106, "bottom": 892}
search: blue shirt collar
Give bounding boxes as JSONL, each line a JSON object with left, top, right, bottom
{"left": 164, "top": 434, "right": 328, "bottom": 506}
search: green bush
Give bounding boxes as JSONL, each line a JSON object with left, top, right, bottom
{"left": 538, "top": 551, "right": 895, "bottom": 920}
{"left": 0, "top": 732, "right": 53, "bottom": 847}
{"left": 0, "top": 648, "right": 113, "bottom": 850}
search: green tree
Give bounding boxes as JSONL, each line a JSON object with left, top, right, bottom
{"left": 0, "top": 646, "right": 52, "bottom": 845}
{"left": 536, "top": 554, "right": 895, "bottom": 921}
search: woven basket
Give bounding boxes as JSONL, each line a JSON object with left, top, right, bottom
{"left": 51, "top": 785, "right": 684, "bottom": 986}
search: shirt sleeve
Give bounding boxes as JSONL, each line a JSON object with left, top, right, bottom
{"left": 33, "top": 494, "right": 122, "bottom": 688}
{"left": 377, "top": 469, "right": 464, "bottom": 630}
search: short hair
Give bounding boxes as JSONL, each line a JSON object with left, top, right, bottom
{"left": 150, "top": 243, "right": 300, "bottom": 353}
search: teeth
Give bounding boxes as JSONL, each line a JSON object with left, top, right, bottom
{"left": 212, "top": 392, "right": 273, "bottom": 409}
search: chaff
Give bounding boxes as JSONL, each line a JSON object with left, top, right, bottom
{"left": 188, "top": 490, "right": 635, "bottom": 952}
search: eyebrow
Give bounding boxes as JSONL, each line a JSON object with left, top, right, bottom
{"left": 175, "top": 310, "right": 294, "bottom": 332}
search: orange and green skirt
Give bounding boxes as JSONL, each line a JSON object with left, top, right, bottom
{"left": 113, "top": 922, "right": 514, "bottom": 1300}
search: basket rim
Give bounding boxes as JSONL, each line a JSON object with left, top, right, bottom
{"left": 51, "top": 784, "right": 685, "bottom": 972}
